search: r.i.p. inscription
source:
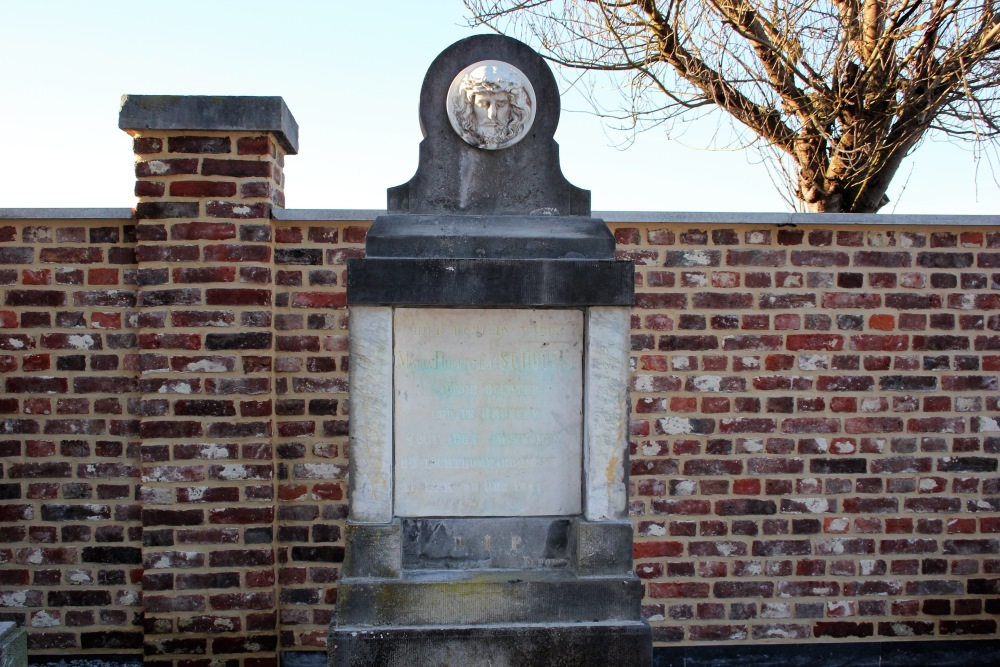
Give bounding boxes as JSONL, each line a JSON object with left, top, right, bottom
{"left": 394, "top": 308, "right": 583, "bottom": 516}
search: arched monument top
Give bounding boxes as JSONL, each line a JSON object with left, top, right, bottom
{"left": 421, "top": 35, "right": 559, "bottom": 148}
{"left": 388, "top": 34, "right": 590, "bottom": 216}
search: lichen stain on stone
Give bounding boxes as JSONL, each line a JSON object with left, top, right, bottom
{"left": 605, "top": 454, "right": 620, "bottom": 485}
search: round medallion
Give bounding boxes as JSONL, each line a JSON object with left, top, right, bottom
{"left": 446, "top": 60, "right": 536, "bottom": 150}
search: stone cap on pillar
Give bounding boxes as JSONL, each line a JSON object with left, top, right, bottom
{"left": 118, "top": 94, "right": 299, "bottom": 155}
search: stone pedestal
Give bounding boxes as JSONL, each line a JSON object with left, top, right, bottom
{"left": 330, "top": 34, "right": 650, "bottom": 667}
{"left": 0, "top": 622, "right": 27, "bottom": 667}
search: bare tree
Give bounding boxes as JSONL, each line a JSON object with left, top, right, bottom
{"left": 466, "top": 0, "right": 1000, "bottom": 212}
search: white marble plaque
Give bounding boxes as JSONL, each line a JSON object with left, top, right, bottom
{"left": 394, "top": 309, "right": 583, "bottom": 517}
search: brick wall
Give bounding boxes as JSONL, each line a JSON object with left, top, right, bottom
{"left": 2, "top": 214, "right": 1000, "bottom": 660}
{"left": 271, "top": 218, "right": 359, "bottom": 651}
{"left": 617, "top": 223, "right": 1000, "bottom": 643}
{"left": 129, "top": 127, "right": 289, "bottom": 665}
{"left": 0, "top": 217, "right": 142, "bottom": 653}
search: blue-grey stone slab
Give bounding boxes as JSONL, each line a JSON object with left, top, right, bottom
{"left": 331, "top": 622, "right": 652, "bottom": 667}
{"left": 365, "top": 214, "right": 615, "bottom": 259}
{"left": 346, "top": 257, "right": 633, "bottom": 306}
{"left": 0, "top": 623, "right": 24, "bottom": 667}
{"left": 118, "top": 95, "right": 298, "bottom": 154}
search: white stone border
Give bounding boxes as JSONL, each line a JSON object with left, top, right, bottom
{"left": 583, "top": 307, "right": 631, "bottom": 521}
{"left": 347, "top": 307, "right": 394, "bottom": 523}
{"left": 347, "top": 305, "right": 634, "bottom": 524}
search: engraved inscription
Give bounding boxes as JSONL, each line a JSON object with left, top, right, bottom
{"left": 394, "top": 309, "right": 583, "bottom": 516}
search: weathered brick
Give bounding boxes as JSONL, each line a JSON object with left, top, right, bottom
{"left": 205, "top": 288, "right": 271, "bottom": 306}
{"left": 135, "top": 201, "right": 199, "bottom": 220}
{"left": 5, "top": 290, "right": 66, "bottom": 307}
{"left": 167, "top": 136, "right": 231, "bottom": 153}
{"left": 135, "top": 245, "right": 200, "bottom": 263}
{"left": 135, "top": 158, "right": 198, "bottom": 177}
{"left": 202, "top": 158, "right": 272, "bottom": 177}
{"left": 202, "top": 243, "right": 271, "bottom": 263}
{"left": 854, "top": 251, "right": 910, "bottom": 267}
{"left": 717, "top": 500, "right": 776, "bottom": 516}
{"left": 276, "top": 248, "right": 324, "bottom": 265}
{"left": 814, "top": 622, "right": 873, "bottom": 638}
{"left": 649, "top": 582, "right": 710, "bottom": 599}
{"left": 660, "top": 250, "right": 720, "bottom": 267}
{"left": 918, "top": 252, "right": 974, "bottom": 268}
{"left": 48, "top": 590, "right": 113, "bottom": 607}
{"left": 658, "top": 335, "right": 718, "bottom": 351}
{"left": 206, "top": 201, "right": 270, "bottom": 219}
{"left": 822, "top": 293, "right": 881, "bottom": 308}
{"left": 727, "top": 249, "right": 785, "bottom": 266}
{"left": 209, "top": 592, "right": 275, "bottom": 610}
{"left": 693, "top": 293, "right": 753, "bottom": 309}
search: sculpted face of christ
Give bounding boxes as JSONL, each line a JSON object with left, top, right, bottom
{"left": 447, "top": 61, "right": 536, "bottom": 150}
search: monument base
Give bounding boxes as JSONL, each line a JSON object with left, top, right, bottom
{"left": 0, "top": 623, "right": 26, "bottom": 667}
{"left": 329, "top": 621, "right": 652, "bottom": 667}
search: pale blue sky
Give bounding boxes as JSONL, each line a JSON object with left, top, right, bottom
{"left": 1, "top": 0, "right": 997, "bottom": 214}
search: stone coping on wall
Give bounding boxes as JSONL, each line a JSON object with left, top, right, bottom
{"left": 270, "top": 209, "right": 1000, "bottom": 226}
{"left": 2, "top": 208, "right": 998, "bottom": 226}
{"left": 118, "top": 94, "right": 300, "bottom": 155}
{"left": 0, "top": 208, "right": 133, "bottom": 219}
{"left": 595, "top": 211, "right": 1000, "bottom": 226}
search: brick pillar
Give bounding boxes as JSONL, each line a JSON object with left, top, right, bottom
{"left": 119, "top": 96, "right": 298, "bottom": 667}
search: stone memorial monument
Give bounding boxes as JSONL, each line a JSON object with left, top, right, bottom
{"left": 330, "top": 34, "right": 652, "bottom": 666}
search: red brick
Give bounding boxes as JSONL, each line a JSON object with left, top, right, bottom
{"left": 786, "top": 334, "right": 844, "bottom": 351}
{"left": 290, "top": 292, "right": 347, "bottom": 309}
{"left": 202, "top": 159, "right": 271, "bottom": 177}
{"left": 172, "top": 266, "right": 237, "bottom": 283}
{"left": 633, "top": 541, "right": 684, "bottom": 558}
{"left": 143, "top": 509, "right": 204, "bottom": 527}
{"left": 209, "top": 592, "right": 275, "bottom": 610}
{"left": 855, "top": 251, "right": 911, "bottom": 267}
{"left": 816, "top": 376, "right": 874, "bottom": 391}
{"left": 204, "top": 288, "right": 271, "bottom": 306}
{"left": 719, "top": 418, "right": 776, "bottom": 434}
{"left": 203, "top": 244, "right": 271, "bottom": 262}
{"left": 241, "top": 181, "right": 273, "bottom": 198}
{"left": 844, "top": 417, "right": 904, "bottom": 433}
{"left": 692, "top": 293, "right": 753, "bottom": 309}
{"left": 138, "top": 333, "right": 201, "bottom": 350}
{"left": 163, "top": 136, "right": 233, "bottom": 156}
{"left": 169, "top": 221, "right": 236, "bottom": 240}
{"left": 814, "top": 622, "right": 874, "bottom": 638}
{"left": 237, "top": 136, "right": 271, "bottom": 155}
{"left": 169, "top": 181, "right": 238, "bottom": 198}
{"left": 782, "top": 418, "right": 840, "bottom": 434}
{"left": 822, "top": 293, "right": 881, "bottom": 308}
{"left": 206, "top": 201, "right": 270, "bottom": 219}
{"left": 5, "top": 289, "right": 66, "bottom": 307}
{"left": 713, "top": 581, "right": 773, "bottom": 597}
{"left": 634, "top": 293, "right": 687, "bottom": 309}
{"left": 135, "top": 244, "right": 200, "bottom": 262}
{"left": 727, "top": 249, "right": 785, "bottom": 266}
{"left": 648, "top": 582, "right": 710, "bottom": 599}
{"left": 889, "top": 293, "right": 943, "bottom": 310}
{"left": 135, "top": 158, "right": 198, "bottom": 177}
